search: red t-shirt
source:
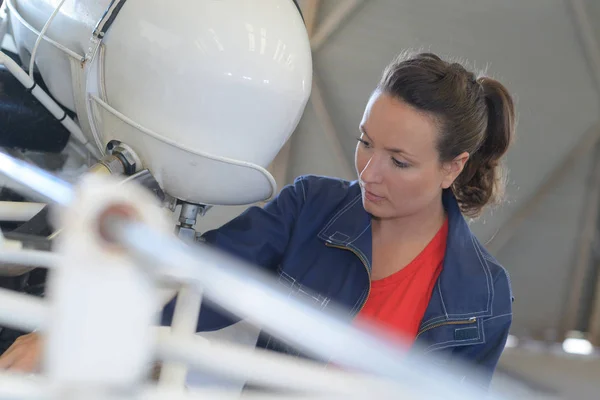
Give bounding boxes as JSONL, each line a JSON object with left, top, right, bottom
{"left": 356, "top": 218, "right": 449, "bottom": 347}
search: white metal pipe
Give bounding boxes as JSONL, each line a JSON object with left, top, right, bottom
{"left": 0, "top": 249, "right": 60, "bottom": 268}
{"left": 44, "top": 174, "right": 166, "bottom": 388}
{"left": 0, "top": 151, "right": 73, "bottom": 205}
{"left": 0, "top": 51, "right": 101, "bottom": 159}
{"left": 156, "top": 331, "right": 408, "bottom": 397}
{"left": 0, "top": 287, "right": 47, "bottom": 331}
{"left": 0, "top": 201, "right": 45, "bottom": 222}
{"left": 158, "top": 286, "right": 203, "bottom": 387}
{"left": 0, "top": 373, "right": 50, "bottom": 400}
{"left": 142, "top": 386, "right": 350, "bottom": 400}
{"left": 0, "top": 247, "right": 59, "bottom": 277}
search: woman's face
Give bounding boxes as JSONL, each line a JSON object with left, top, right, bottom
{"left": 355, "top": 91, "right": 467, "bottom": 220}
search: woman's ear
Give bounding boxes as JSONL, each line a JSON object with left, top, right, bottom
{"left": 441, "top": 152, "right": 469, "bottom": 189}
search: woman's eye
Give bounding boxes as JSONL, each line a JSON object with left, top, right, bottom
{"left": 392, "top": 158, "right": 410, "bottom": 168}
{"left": 357, "top": 138, "right": 371, "bottom": 148}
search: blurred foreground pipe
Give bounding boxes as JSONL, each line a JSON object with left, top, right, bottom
{"left": 0, "top": 201, "right": 45, "bottom": 222}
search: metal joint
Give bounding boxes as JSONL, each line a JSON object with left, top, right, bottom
{"left": 178, "top": 203, "right": 200, "bottom": 228}
{"left": 105, "top": 140, "right": 138, "bottom": 175}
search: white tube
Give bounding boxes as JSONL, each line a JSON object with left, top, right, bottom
{"left": 62, "top": 117, "right": 100, "bottom": 157}
{"left": 0, "top": 250, "right": 60, "bottom": 268}
{"left": 0, "top": 373, "right": 49, "bottom": 400}
{"left": 0, "top": 152, "right": 74, "bottom": 205}
{"left": 0, "top": 201, "right": 45, "bottom": 222}
{"left": 159, "top": 286, "right": 203, "bottom": 388}
{"left": 28, "top": 0, "right": 67, "bottom": 80}
{"left": 141, "top": 386, "right": 346, "bottom": 400}
{"left": 0, "top": 6, "right": 8, "bottom": 48}
{"left": 0, "top": 51, "right": 101, "bottom": 160}
{"left": 0, "top": 287, "right": 47, "bottom": 331}
{"left": 156, "top": 332, "right": 408, "bottom": 397}
{"left": 64, "top": 139, "right": 91, "bottom": 162}
{"left": 90, "top": 95, "right": 278, "bottom": 200}
{"left": 5, "top": 0, "right": 83, "bottom": 61}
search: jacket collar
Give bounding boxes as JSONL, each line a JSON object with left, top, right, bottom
{"left": 317, "top": 184, "right": 493, "bottom": 320}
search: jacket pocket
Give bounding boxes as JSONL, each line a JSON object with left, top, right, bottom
{"left": 276, "top": 267, "right": 331, "bottom": 310}
{"left": 418, "top": 317, "right": 484, "bottom": 354}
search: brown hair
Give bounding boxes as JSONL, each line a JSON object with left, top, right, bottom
{"left": 378, "top": 52, "right": 515, "bottom": 218}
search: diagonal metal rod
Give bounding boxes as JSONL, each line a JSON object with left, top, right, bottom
{"left": 0, "top": 151, "right": 73, "bottom": 205}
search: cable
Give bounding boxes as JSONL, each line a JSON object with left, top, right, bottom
{"left": 28, "top": 0, "right": 67, "bottom": 79}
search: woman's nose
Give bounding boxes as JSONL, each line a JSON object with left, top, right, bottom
{"left": 360, "top": 156, "right": 383, "bottom": 183}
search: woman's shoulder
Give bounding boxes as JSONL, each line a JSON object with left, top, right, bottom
{"left": 472, "top": 236, "right": 515, "bottom": 306}
{"left": 293, "top": 174, "right": 357, "bottom": 191}
{"left": 290, "top": 174, "right": 361, "bottom": 205}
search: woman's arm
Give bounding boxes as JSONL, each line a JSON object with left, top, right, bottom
{"left": 160, "top": 176, "right": 309, "bottom": 332}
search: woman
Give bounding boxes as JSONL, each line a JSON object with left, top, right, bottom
{"left": 0, "top": 52, "right": 515, "bottom": 388}
{"left": 167, "top": 51, "right": 515, "bottom": 387}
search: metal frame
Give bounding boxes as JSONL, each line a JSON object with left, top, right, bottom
{"left": 561, "top": 140, "right": 600, "bottom": 341}
{"left": 269, "top": 0, "right": 364, "bottom": 187}
{"left": 309, "top": 74, "right": 355, "bottom": 179}
{"left": 268, "top": 0, "right": 322, "bottom": 187}
{"left": 310, "top": 0, "right": 367, "bottom": 53}
{"left": 487, "top": 123, "right": 600, "bottom": 256}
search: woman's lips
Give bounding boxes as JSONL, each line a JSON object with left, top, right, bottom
{"left": 364, "top": 189, "right": 384, "bottom": 203}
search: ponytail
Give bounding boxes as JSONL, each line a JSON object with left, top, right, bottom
{"left": 452, "top": 77, "right": 516, "bottom": 217}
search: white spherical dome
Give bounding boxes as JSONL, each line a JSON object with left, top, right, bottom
{"left": 7, "top": 0, "right": 311, "bottom": 205}
{"left": 93, "top": 0, "right": 312, "bottom": 205}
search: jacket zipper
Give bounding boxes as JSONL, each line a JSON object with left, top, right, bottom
{"left": 324, "top": 241, "right": 371, "bottom": 315}
{"left": 416, "top": 317, "right": 477, "bottom": 338}
{"left": 325, "top": 242, "right": 478, "bottom": 337}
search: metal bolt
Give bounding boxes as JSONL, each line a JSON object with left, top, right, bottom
{"left": 112, "top": 145, "right": 137, "bottom": 175}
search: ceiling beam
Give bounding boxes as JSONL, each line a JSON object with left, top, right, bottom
{"left": 588, "top": 266, "right": 600, "bottom": 345}
{"left": 302, "top": 0, "right": 321, "bottom": 37}
{"left": 268, "top": 0, "right": 322, "bottom": 188}
{"left": 567, "top": 0, "right": 600, "bottom": 344}
{"left": 487, "top": 0, "right": 600, "bottom": 254}
{"left": 489, "top": 0, "right": 600, "bottom": 255}
{"left": 270, "top": 0, "right": 367, "bottom": 187}
{"left": 307, "top": 0, "right": 362, "bottom": 180}
{"left": 487, "top": 123, "right": 600, "bottom": 255}
{"left": 311, "top": 74, "right": 355, "bottom": 180}
{"left": 568, "top": 0, "right": 600, "bottom": 93}
{"left": 561, "top": 141, "right": 600, "bottom": 340}
{"left": 587, "top": 241, "right": 600, "bottom": 346}
{"left": 310, "top": 0, "right": 366, "bottom": 52}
